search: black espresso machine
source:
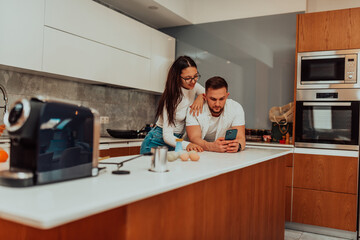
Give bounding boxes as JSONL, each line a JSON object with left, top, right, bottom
{"left": 0, "top": 97, "right": 100, "bottom": 187}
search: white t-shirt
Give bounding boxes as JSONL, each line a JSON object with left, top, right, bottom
{"left": 204, "top": 116, "right": 220, "bottom": 142}
{"left": 156, "top": 83, "right": 205, "bottom": 149}
{"left": 186, "top": 99, "right": 245, "bottom": 141}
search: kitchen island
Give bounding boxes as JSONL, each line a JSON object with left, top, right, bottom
{"left": 0, "top": 147, "right": 291, "bottom": 240}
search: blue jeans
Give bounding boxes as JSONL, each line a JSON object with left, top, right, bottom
{"left": 140, "top": 126, "right": 182, "bottom": 154}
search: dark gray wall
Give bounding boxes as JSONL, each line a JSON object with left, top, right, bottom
{"left": 162, "top": 12, "right": 298, "bottom": 130}
{"left": 0, "top": 69, "right": 158, "bottom": 136}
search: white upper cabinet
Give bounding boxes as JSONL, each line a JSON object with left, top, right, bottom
{"left": 42, "top": 27, "right": 150, "bottom": 88}
{"left": 0, "top": 0, "right": 44, "bottom": 71}
{"left": 149, "top": 29, "right": 176, "bottom": 92}
{"left": 44, "top": 0, "right": 151, "bottom": 58}
{"left": 0, "top": 0, "right": 174, "bottom": 93}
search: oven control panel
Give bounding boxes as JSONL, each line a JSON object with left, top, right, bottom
{"left": 316, "top": 92, "right": 338, "bottom": 99}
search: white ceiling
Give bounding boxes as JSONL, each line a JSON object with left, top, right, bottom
{"left": 94, "top": 0, "right": 191, "bottom": 28}
{"left": 95, "top": 0, "right": 306, "bottom": 29}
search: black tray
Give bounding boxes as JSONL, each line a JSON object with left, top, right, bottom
{"left": 106, "top": 129, "right": 139, "bottom": 139}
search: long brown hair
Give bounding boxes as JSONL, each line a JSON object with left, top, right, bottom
{"left": 156, "top": 56, "right": 197, "bottom": 126}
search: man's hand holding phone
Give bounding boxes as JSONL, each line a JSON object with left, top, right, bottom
{"left": 225, "top": 129, "right": 241, "bottom": 152}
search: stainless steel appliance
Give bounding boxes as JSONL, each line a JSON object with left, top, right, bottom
{"left": 295, "top": 89, "right": 360, "bottom": 150}
{"left": 0, "top": 97, "right": 100, "bottom": 187}
{"left": 297, "top": 49, "right": 360, "bottom": 89}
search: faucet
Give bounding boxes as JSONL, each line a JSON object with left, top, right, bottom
{"left": 0, "top": 84, "right": 8, "bottom": 115}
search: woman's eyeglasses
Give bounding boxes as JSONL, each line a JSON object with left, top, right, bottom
{"left": 181, "top": 73, "right": 201, "bottom": 83}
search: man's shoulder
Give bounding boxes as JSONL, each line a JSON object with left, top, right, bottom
{"left": 187, "top": 103, "right": 209, "bottom": 118}
{"left": 226, "top": 99, "right": 243, "bottom": 110}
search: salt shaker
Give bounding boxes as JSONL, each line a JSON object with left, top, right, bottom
{"left": 175, "top": 138, "right": 183, "bottom": 152}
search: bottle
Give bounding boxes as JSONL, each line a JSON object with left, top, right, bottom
{"left": 175, "top": 138, "right": 183, "bottom": 152}
{"left": 285, "top": 133, "right": 290, "bottom": 144}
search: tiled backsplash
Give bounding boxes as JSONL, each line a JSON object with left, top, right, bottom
{"left": 0, "top": 69, "right": 159, "bottom": 136}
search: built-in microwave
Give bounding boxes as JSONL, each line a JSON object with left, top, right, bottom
{"left": 297, "top": 49, "right": 360, "bottom": 89}
{"left": 295, "top": 89, "right": 360, "bottom": 150}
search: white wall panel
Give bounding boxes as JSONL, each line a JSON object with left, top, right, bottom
{"left": 42, "top": 27, "right": 150, "bottom": 90}
{"left": 45, "top": 0, "right": 151, "bottom": 58}
{"left": 149, "top": 29, "right": 175, "bottom": 93}
{"left": 0, "top": 0, "right": 44, "bottom": 71}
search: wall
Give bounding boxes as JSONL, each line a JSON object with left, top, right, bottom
{"left": 306, "top": 0, "right": 360, "bottom": 13}
{"left": 0, "top": 69, "right": 159, "bottom": 137}
{"left": 162, "top": 12, "right": 297, "bottom": 130}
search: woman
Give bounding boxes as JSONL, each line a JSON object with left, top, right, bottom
{"left": 140, "top": 56, "right": 205, "bottom": 154}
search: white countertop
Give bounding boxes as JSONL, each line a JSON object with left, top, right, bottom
{"left": 0, "top": 147, "right": 291, "bottom": 229}
{"left": 0, "top": 137, "right": 142, "bottom": 144}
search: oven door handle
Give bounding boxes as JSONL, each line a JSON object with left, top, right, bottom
{"left": 301, "top": 55, "right": 346, "bottom": 60}
{"left": 303, "top": 102, "right": 351, "bottom": 106}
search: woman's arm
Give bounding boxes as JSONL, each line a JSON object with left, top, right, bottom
{"left": 161, "top": 106, "right": 191, "bottom": 150}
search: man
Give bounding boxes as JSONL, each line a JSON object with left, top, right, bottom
{"left": 186, "top": 76, "right": 245, "bottom": 152}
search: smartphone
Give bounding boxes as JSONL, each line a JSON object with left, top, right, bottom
{"left": 225, "top": 129, "right": 238, "bottom": 140}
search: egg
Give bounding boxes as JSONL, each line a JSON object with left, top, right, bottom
{"left": 167, "top": 151, "right": 179, "bottom": 162}
{"left": 180, "top": 152, "right": 189, "bottom": 161}
{"left": 189, "top": 151, "right": 200, "bottom": 161}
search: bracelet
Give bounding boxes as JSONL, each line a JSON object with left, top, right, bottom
{"left": 237, "top": 143, "right": 242, "bottom": 152}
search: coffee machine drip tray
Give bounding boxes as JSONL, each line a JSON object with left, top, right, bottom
{"left": 0, "top": 169, "right": 34, "bottom": 187}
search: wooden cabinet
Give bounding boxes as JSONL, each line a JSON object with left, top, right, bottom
{"left": 99, "top": 142, "right": 141, "bottom": 158}
{"left": 297, "top": 7, "right": 360, "bottom": 52}
{"left": 290, "top": 153, "right": 358, "bottom": 231}
{"left": 292, "top": 188, "right": 357, "bottom": 231}
{"left": 293, "top": 154, "right": 358, "bottom": 194}
{"left": 284, "top": 154, "right": 293, "bottom": 222}
{"left": 0, "top": 0, "right": 44, "bottom": 71}
{"left": 0, "top": 154, "right": 286, "bottom": 240}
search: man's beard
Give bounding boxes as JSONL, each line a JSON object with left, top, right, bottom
{"left": 209, "top": 106, "right": 224, "bottom": 116}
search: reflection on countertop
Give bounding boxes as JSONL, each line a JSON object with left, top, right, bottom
{"left": 100, "top": 137, "right": 143, "bottom": 144}
{"left": 1, "top": 137, "right": 292, "bottom": 146}
{"left": 247, "top": 141, "right": 293, "bottom": 148}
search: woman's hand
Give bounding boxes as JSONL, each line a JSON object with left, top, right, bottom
{"left": 189, "top": 94, "right": 205, "bottom": 116}
{"left": 186, "top": 143, "right": 204, "bottom": 152}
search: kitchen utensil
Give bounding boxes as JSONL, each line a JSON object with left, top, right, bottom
{"left": 149, "top": 146, "right": 168, "bottom": 173}
{"left": 99, "top": 152, "right": 152, "bottom": 174}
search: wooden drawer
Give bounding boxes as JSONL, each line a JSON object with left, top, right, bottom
{"left": 285, "top": 187, "right": 291, "bottom": 222}
{"left": 99, "top": 149, "right": 110, "bottom": 158}
{"left": 109, "top": 147, "right": 129, "bottom": 157}
{"left": 285, "top": 167, "right": 292, "bottom": 187}
{"left": 293, "top": 153, "right": 358, "bottom": 194}
{"left": 129, "top": 146, "right": 140, "bottom": 155}
{"left": 292, "top": 188, "right": 357, "bottom": 231}
{"left": 285, "top": 154, "right": 293, "bottom": 167}
{"left": 100, "top": 147, "right": 129, "bottom": 158}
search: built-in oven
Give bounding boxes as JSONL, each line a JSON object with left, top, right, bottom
{"left": 297, "top": 49, "right": 360, "bottom": 89}
{"left": 295, "top": 89, "right": 360, "bottom": 150}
